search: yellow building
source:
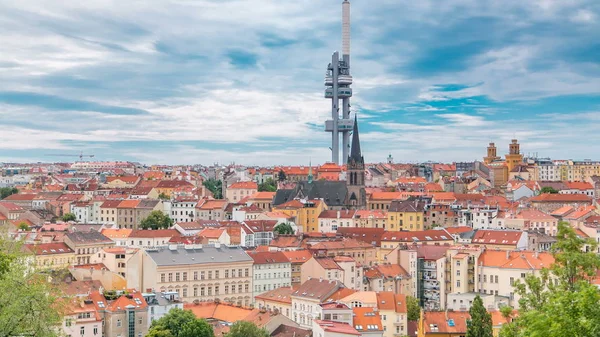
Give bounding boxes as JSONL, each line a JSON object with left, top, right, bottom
{"left": 24, "top": 242, "right": 75, "bottom": 269}
{"left": 387, "top": 199, "right": 426, "bottom": 231}
{"left": 483, "top": 142, "right": 500, "bottom": 164}
{"left": 504, "top": 139, "right": 524, "bottom": 172}
{"left": 273, "top": 199, "right": 327, "bottom": 233}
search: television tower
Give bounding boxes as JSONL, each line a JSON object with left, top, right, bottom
{"left": 324, "top": 0, "right": 353, "bottom": 165}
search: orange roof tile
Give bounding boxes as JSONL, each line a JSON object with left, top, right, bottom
{"left": 197, "top": 199, "right": 228, "bottom": 210}
{"left": 472, "top": 230, "right": 524, "bottom": 246}
{"left": 564, "top": 181, "right": 594, "bottom": 190}
{"left": 353, "top": 307, "right": 383, "bottom": 332}
{"left": 228, "top": 181, "right": 258, "bottom": 189}
{"left": 551, "top": 205, "right": 575, "bottom": 216}
{"left": 100, "top": 228, "right": 132, "bottom": 238}
{"left": 255, "top": 286, "right": 296, "bottom": 304}
{"left": 479, "top": 250, "right": 554, "bottom": 269}
{"left": 249, "top": 192, "right": 275, "bottom": 200}
{"left": 117, "top": 199, "right": 140, "bottom": 208}
{"left": 531, "top": 193, "right": 592, "bottom": 202}
{"left": 369, "top": 192, "right": 403, "bottom": 201}
{"left": 314, "top": 320, "right": 360, "bottom": 336}
{"left": 198, "top": 228, "right": 226, "bottom": 239}
{"left": 106, "top": 176, "right": 139, "bottom": 184}
{"left": 422, "top": 311, "right": 470, "bottom": 334}
{"left": 282, "top": 250, "right": 312, "bottom": 263}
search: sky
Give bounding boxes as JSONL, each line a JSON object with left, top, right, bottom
{"left": 1, "top": 0, "right": 599, "bottom": 166}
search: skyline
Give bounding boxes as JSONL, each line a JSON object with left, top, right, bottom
{"left": 1, "top": 0, "right": 600, "bottom": 165}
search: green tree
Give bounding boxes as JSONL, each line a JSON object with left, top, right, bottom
{"left": 0, "top": 187, "right": 18, "bottom": 199}
{"left": 0, "top": 238, "right": 65, "bottom": 337}
{"left": 202, "top": 179, "right": 223, "bottom": 199}
{"left": 179, "top": 319, "right": 214, "bottom": 337}
{"left": 466, "top": 295, "right": 493, "bottom": 337}
{"left": 158, "top": 192, "right": 170, "bottom": 200}
{"left": 277, "top": 170, "right": 286, "bottom": 182}
{"left": 500, "top": 222, "right": 600, "bottom": 337}
{"left": 540, "top": 186, "right": 559, "bottom": 194}
{"left": 140, "top": 210, "right": 174, "bottom": 229}
{"left": 406, "top": 296, "right": 421, "bottom": 321}
{"left": 273, "top": 222, "right": 294, "bottom": 235}
{"left": 258, "top": 178, "right": 277, "bottom": 192}
{"left": 17, "top": 222, "right": 29, "bottom": 231}
{"left": 149, "top": 308, "right": 213, "bottom": 337}
{"left": 226, "top": 321, "right": 269, "bottom": 337}
{"left": 61, "top": 213, "right": 76, "bottom": 222}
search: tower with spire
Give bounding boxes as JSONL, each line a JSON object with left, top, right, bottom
{"left": 346, "top": 114, "right": 365, "bottom": 208}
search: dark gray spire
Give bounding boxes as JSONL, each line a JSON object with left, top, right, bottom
{"left": 349, "top": 114, "right": 362, "bottom": 162}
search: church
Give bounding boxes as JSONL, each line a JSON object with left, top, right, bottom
{"left": 272, "top": 115, "right": 366, "bottom": 210}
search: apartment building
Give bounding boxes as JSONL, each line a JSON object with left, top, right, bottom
{"left": 24, "top": 242, "right": 75, "bottom": 269}
{"left": 128, "top": 244, "right": 254, "bottom": 306}
{"left": 64, "top": 231, "right": 115, "bottom": 266}
{"left": 291, "top": 278, "right": 343, "bottom": 328}
{"left": 225, "top": 181, "right": 258, "bottom": 202}
{"left": 249, "top": 251, "right": 292, "bottom": 301}
{"left": 282, "top": 250, "right": 312, "bottom": 285}
{"left": 388, "top": 199, "right": 426, "bottom": 231}
{"left": 301, "top": 256, "right": 362, "bottom": 291}
{"left": 318, "top": 210, "right": 356, "bottom": 233}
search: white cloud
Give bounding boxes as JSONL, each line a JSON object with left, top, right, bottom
{"left": 570, "top": 9, "right": 596, "bottom": 23}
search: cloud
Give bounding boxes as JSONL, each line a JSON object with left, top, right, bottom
{"left": 0, "top": 0, "right": 599, "bottom": 164}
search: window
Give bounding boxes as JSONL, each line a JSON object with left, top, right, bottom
{"left": 208, "top": 271, "right": 212, "bottom": 279}
{"left": 238, "top": 284, "right": 243, "bottom": 293}
{"left": 215, "top": 271, "right": 219, "bottom": 279}
{"left": 175, "top": 273, "right": 180, "bottom": 282}
{"left": 201, "top": 271, "right": 205, "bottom": 280}
{"left": 245, "top": 284, "right": 249, "bottom": 293}
{"left": 225, "top": 285, "right": 229, "bottom": 294}
{"left": 215, "top": 286, "right": 219, "bottom": 295}
{"left": 80, "top": 327, "right": 85, "bottom": 336}
{"left": 521, "top": 273, "right": 526, "bottom": 278}
{"left": 93, "top": 327, "right": 98, "bottom": 335}
{"left": 510, "top": 277, "right": 514, "bottom": 286}
{"left": 183, "top": 288, "right": 187, "bottom": 297}
{"left": 225, "top": 270, "right": 229, "bottom": 278}
{"left": 168, "top": 273, "right": 173, "bottom": 282}
{"left": 483, "top": 275, "right": 487, "bottom": 283}
{"left": 183, "top": 272, "right": 187, "bottom": 281}
{"left": 193, "top": 272, "right": 198, "bottom": 280}
{"left": 117, "top": 319, "right": 122, "bottom": 327}
{"left": 495, "top": 275, "right": 498, "bottom": 283}
{"left": 193, "top": 287, "right": 198, "bottom": 297}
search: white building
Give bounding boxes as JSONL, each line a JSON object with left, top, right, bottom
{"left": 249, "top": 251, "right": 292, "bottom": 301}
{"left": 318, "top": 210, "right": 356, "bottom": 233}
{"left": 537, "top": 163, "right": 559, "bottom": 181}
{"left": 61, "top": 300, "right": 103, "bottom": 337}
{"left": 291, "top": 278, "right": 343, "bottom": 328}
{"left": 458, "top": 206, "right": 501, "bottom": 230}
{"left": 142, "top": 291, "right": 184, "bottom": 324}
{"left": 71, "top": 202, "right": 93, "bottom": 223}
{"left": 169, "top": 199, "right": 198, "bottom": 223}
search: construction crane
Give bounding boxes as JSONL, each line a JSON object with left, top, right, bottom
{"left": 46, "top": 151, "right": 95, "bottom": 161}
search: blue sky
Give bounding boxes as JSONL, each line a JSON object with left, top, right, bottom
{"left": 0, "top": 0, "right": 599, "bottom": 165}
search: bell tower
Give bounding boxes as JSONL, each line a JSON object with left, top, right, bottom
{"left": 484, "top": 142, "right": 500, "bottom": 164}
{"left": 347, "top": 114, "right": 365, "bottom": 208}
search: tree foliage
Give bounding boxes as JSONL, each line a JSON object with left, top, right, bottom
{"left": 0, "top": 187, "right": 18, "bottom": 199}
{"left": 149, "top": 308, "right": 213, "bottom": 337}
{"left": 406, "top": 296, "right": 421, "bottom": 321}
{"left": 500, "top": 222, "right": 600, "bottom": 337}
{"left": 540, "top": 186, "right": 559, "bottom": 194}
{"left": 17, "top": 222, "right": 29, "bottom": 231}
{"left": 203, "top": 179, "right": 223, "bottom": 199}
{"left": 158, "top": 192, "right": 170, "bottom": 200}
{"left": 226, "top": 321, "right": 269, "bottom": 337}
{"left": 277, "top": 170, "right": 286, "bottom": 182}
{"left": 273, "top": 222, "right": 294, "bottom": 235}
{"left": 0, "top": 239, "right": 65, "bottom": 337}
{"left": 466, "top": 295, "right": 493, "bottom": 337}
{"left": 140, "top": 210, "right": 174, "bottom": 229}
{"left": 61, "top": 213, "right": 76, "bottom": 222}
{"left": 258, "top": 178, "right": 277, "bottom": 192}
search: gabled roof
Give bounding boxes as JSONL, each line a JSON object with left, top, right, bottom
{"left": 352, "top": 307, "right": 383, "bottom": 332}
{"left": 314, "top": 257, "right": 343, "bottom": 270}
{"left": 472, "top": 230, "right": 524, "bottom": 245}
{"left": 318, "top": 210, "right": 356, "bottom": 219}
{"left": 530, "top": 193, "right": 591, "bottom": 202}
{"left": 564, "top": 181, "right": 594, "bottom": 190}
{"left": 249, "top": 192, "right": 275, "bottom": 200}
{"left": 197, "top": 199, "right": 228, "bottom": 210}
{"left": 281, "top": 250, "right": 312, "bottom": 263}
{"left": 65, "top": 231, "right": 113, "bottom": 245}
{"left": 228, "top": 181, "right": 258, "bottom": 189}
{"left": 314, "top": 320, "right": 360, "bottom": 336}
{"left": 291, "top": 278, "right": 342, "bottom": 301}
{"left": 3, "top": 193, "right": 37, "bottom": 201}
{"left": 337, "top": 227, "right": 385, "bottom": 246}
{"left": 389, "top": 199, "right": 427, "bottom": 213}
{"left": 105, "top": 176, "right": 139, "bottom": 184}
{"left": 106, "top": 291, "right": 147, "bottom": 311}
{"left": 479, "top": 250, "right": 554, "bottom": 269}
{"left": 376, "top": 292, "right": 407, "bottom": 314}
{"left": 198, "top": 228, "right": 226, "bottom": 239}
{"left": 0, "top": 201, "right": 23, "bottom": 211}
{"left": 100, "top": 200, "right": 122, "bottom": 208}
{"left": 24, "top": 242, "right": 73, "bottom": 255}
{"left": 100, "top": 228, "right": 132, "bottom": 239}
{"left": 247, "top": 251, "right": 289, "bottom": 264}
{"left": 255, "top": 286, "right": 296, "bottom": 304}
{"left": 117, "top": 199, "right": 141, "bottom": 208}
{"left": 422, "top": 311, "right": 470, "bottom": 334}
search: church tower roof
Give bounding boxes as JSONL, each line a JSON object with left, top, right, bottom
{"left": 349, "top": 114, "right": 363, "bottom": 163}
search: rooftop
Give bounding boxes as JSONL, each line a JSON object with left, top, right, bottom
{"left": 145, "top": 245, "right": 252, "bottom": 266}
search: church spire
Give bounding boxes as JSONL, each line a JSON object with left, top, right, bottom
{"left": 349, "top": 114, "right": 362, "bottom": 163}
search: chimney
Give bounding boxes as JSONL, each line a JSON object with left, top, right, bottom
{"left": 337, "top": 211, "right": 340, "bottom": 219}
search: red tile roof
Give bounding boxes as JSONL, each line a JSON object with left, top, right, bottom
{"left": 106, "top": 291, "right": 147, "bottom": 311}
{"left": 318, "top": 210, "right": 356, "bottom": 219}
{"left": 479, "top": 250, "right": 554, "bottom": 269}
{"left": 117, "top": 199, "right": 140, "bottom": 208}
{"left": 472, "top": 230, "right": 524, "bottom": 246}
{"left": 198, "top": 228, "right": 226, "bottom": 239}
{"left": 352, "top": 307, "right": 383, "bottom": 332}
{"left": 530, "top": 193, "right": 592, "bottom": 202}
{"left": 255, "top": 286, "right": 296, "bottom": 304}
{"left": 105, "top": 176, "right": 139, "bottom": 184}
{"left": 282, "top": 250, "right": 312, "bottom": 263}
{"left": 0, "top": 201, "right": 23, "bottom": 211}
{"left": 24, "top": 242, "right": 73, "bottom": 255}
{"left": 3, "top": 193, "right": 37, "bottom": 201}
{"left": 247, "top": 251, "right": 289, "bottom": 264}
{"left": 309, "top": 238, "right": 373, "bottom": 250}
{"left": 564, "top": 181, "right": 594, "bottom": 190}
{"left": 228, "top": 181, "right": 258, "bottom": 189}
{"left": 197, "top": 199, "right": 228, "bottom": 210}
{"left": 314, "top": 320, "right": 360, "bottom": 336}
{"left": 249, "top": 192, "right": 276, "bottom": 200}
{"left": 422, "top": 311, "right": 470, "bottom": 334}
{"left": 314, "top": 257, "right": 343, "bottom": 270}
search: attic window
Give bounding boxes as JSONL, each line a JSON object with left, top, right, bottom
{"left": 355, "top": 325, "right": 363, "bottom": 330}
